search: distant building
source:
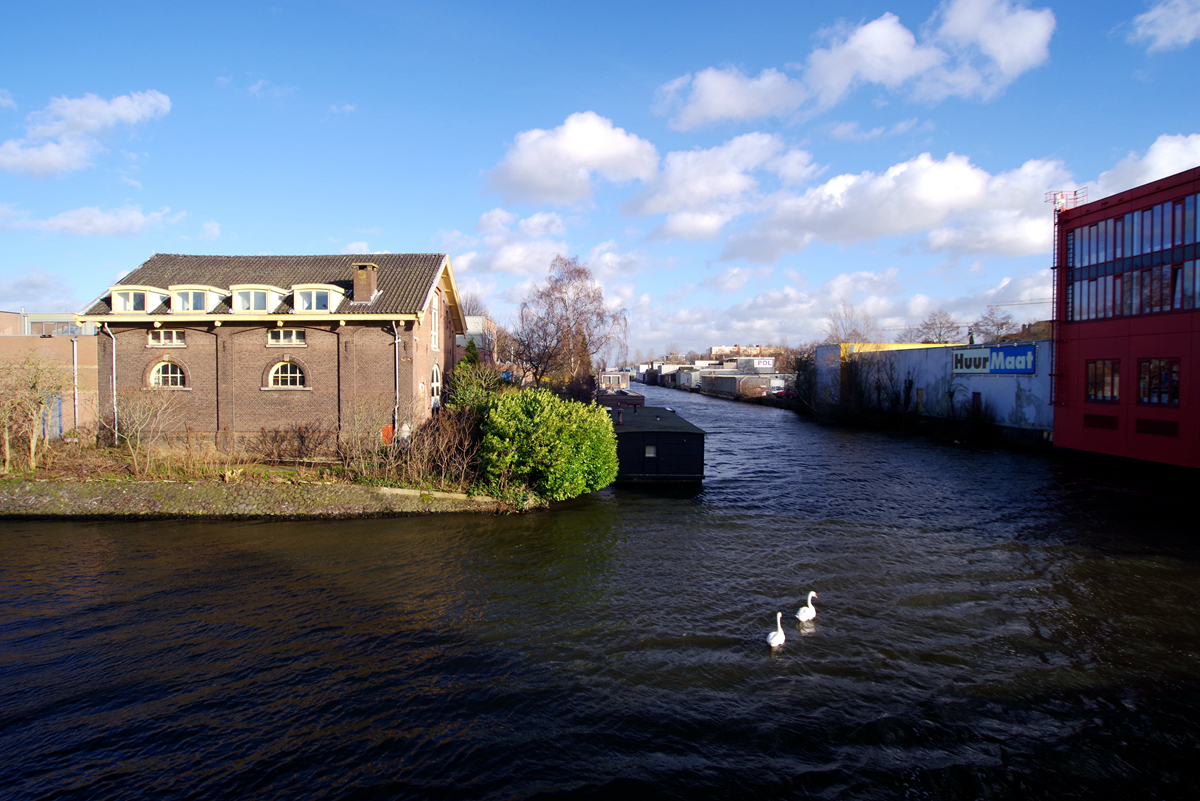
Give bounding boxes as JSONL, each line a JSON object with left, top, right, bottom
{"left": 608, "top": 405, "right": 705, "bottom": 482}
{"left": 709, "top": 344, "right": 788, "bottom": 358}
{"left": 598, "top": 371, "right": 630, "bottom": 390}
{"left": 455, "top": 315, "right": 497, "bottom": 363}
{"left": 596, "top": 388, "right": 644, "bottom": 408}
{"left": 0, "top": 312, "right": 98, "bottom": 437}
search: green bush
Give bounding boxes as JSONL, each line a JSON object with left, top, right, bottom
{"left": 479, "top": 388, "right": 617, "bottom": 502}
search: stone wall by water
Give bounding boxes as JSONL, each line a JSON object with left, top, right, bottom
{"left": 0, "top": 479, "right": 501, "bottom": 518}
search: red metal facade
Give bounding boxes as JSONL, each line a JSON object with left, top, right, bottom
{"left": 1054, "top": 166, "right": 1200, "bottom": 467}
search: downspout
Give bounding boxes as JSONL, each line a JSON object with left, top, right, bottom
{"left": 103, "top": 323, "right": 118, "bottom": 445}
{"left": 392, "top": 321, "right": 400, "bottom": 437}
{"left": 71, "top": 337, "right": 79, "bottom": 434}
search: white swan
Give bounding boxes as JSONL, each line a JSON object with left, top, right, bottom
{"left": 767, "top": 611, "right": 785, "bottom": 648}
{"left": 796, "top": 591, "right": 818, "bottom": 622}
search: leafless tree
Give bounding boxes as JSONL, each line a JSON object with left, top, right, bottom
{"left": 898, "top": 309, "right": 962, "bottom": 344}
{"left": 0, "top": 354, "right": 72, "bottom": 473}
{"left": 460, "top": 292, "right": 490, "bottom": 318}
{"left": 821, "top": 299, "right": 883, "bottom": 344}
{"left": 972, "top": 305, "right": 1016, "bottom": 344}
{"left": 513, "top": 255, "right": 628, "bottom": 385}
{"left": 114, "top": 386, "right": 182, "bottom": 477}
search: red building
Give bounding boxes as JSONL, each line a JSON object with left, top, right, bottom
{"left": 1054, "top": 166, "right": 1200, "bottom": 468}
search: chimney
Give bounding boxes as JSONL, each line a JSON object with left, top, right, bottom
{"left": 353, "top": 263, "right": 378, "bottom": 302}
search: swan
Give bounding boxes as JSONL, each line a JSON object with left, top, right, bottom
{"left": 796, "top": 591, "right": 818, "bottom": 622}
{"left": 767, "top": 612, "right": 785, "bottom": 648}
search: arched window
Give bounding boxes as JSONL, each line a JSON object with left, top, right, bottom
{"left": 270, "top": 362, "right": 306, "bottom": 387}
{"left": 151, "top": 362, "right": 186, "bottom": 388}
{"left": 431, "top": 364, "right": 442, "bottom": 409}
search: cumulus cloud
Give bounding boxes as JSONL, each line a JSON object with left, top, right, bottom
{"left": 0, "top": 269, "right": 84, "bottom": 313}
{"left": 723, "top": 151, "right": 1069, "bottom": 262}
{"left": 518, "top": 211, "right": 566, "bottom": 238}
{"left": 489, "top": 111, "right": 659, "bottom": 204}
{"left": 628, "top": 133, "right": 818, "bottom": 241}
{"left": 198, "top": 221, "right": 221, "bottom": 242}
{"left": 0, "top": 203, "right": 181, "bottom": 236}
{"left": 1129, "top": 0, "right": 1200, "bottom": 52}
{"left": 655, "top": 0, "right": 1053, "bottom": 128}
{"left": 0, "top": 89, "right": 14, "bottom": 110}
{"left": 806, "top": 13, "right": 946, "bottom": 108}
{"left": 702, "top": 266, "right": 774, "bottom": 294}
{"left": 1093, "top": 134, "right": 1200, "bottom": 197}
{"left": 0, "top": 90, "right": 171, "bottom": 177}
{"left": 655, "top": 67, "right": 809, "bottom": 131}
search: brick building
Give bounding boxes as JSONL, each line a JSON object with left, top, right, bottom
{"left": 78, "top": 253, "right": 466, "bottom": 448}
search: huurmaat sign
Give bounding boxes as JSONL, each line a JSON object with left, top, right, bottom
{"left": 952, "top": 344, "right": 1037, "bottom": 375}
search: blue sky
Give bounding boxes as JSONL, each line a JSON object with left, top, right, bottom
{"left": 3, "top": 0, "right": 1200, "bottom": 354}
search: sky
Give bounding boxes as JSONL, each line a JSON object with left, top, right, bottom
{"left": 3, "top": 0, "right": 1200, "bottom": 354}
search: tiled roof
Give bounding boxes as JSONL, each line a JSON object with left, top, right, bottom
{"left": 83, "top": 253, "right": 448, "bottom": 316}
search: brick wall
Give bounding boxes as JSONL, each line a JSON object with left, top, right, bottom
{"left": 99, "top": 307, "right": 458, "bottom": 449}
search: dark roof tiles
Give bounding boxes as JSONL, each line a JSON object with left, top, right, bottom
{"left": 83, "top": 253, "right": 448, "bottom": 317}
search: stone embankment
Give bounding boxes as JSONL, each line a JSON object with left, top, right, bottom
{"left": 0, "top": 479, "right": 503, "bottom": 519}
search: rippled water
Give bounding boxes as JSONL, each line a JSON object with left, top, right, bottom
{"left": 4, "top": 385, "right": 1200, "bottom": 800}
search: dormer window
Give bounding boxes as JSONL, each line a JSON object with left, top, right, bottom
{"left": 114, "top": 291, "right": 146, "bottom": 312}
{"left": 236, "top": 290, "right": 268, "bottom": 312}
{"left": 109, "top": 285, "right": 168, "bottom": 315}
{"left": 289, "top": 284, "right": 343, "bottom": 314}
{"left": 174, "top": 290, "right": 206, "bottom": 312}
{"left": 296, "top": 290, "right": 329, "bottom": 312}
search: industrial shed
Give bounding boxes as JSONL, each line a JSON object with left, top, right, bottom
{"left": 607, "top": 405, "right": 705, "bottom": 483}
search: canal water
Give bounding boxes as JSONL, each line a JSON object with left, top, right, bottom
{"left": 3, "top": 384, "right": 1200, "bottom": 800}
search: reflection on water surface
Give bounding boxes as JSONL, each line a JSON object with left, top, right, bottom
{"left": 2, "top": 385, "right": 1199, "bottom": 799}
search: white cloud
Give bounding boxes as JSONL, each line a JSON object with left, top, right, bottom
{"left": 586, "top": 240, "right": 644, "bottom": 280}
{"left": 829, "top": 121, "right": 886, "bottom": 141}
{"left": 340, "top": 241, "right": 390, "bottom": 255}
{"left": 702, "top": 266, "right": 774, "bottom": 294}
{"left": 476, "top": 207, "right": 516, "bottom": 234}
{"left": 0, "top": 90, "right": 170, "bottom": 177}
{"left": 489, "top": 111, "right": 659, "bottom": 204}
{"left": 1093, "top": 134, "right": 1200, "bottom": 197}
{"left": 937, "top": 0, "right": 1056, "bottom": 81}
{"left": 1129, "top": 0, "right": 1200, "bottom": 52}
{"left": 806, "top": 13, "right": 946, "bottom": 108}
{"left": 0, "top": 269, "right": 83, "bottom": 312}
{"left": 329, "top": 103, "right": 356, "bottom": 113}
{"left": 518, "top": 211, "right": 566, "bottom": 238}
{"left": 723, "top": 151, "right": 1069, "bottom": 262}
{"left": 655, "top": 67, "right": 809, "bottom": 131}
{"left": 0, "top": 203, "right": 180, "bottom": 236}
{"left": 629, "top": 133, "right": 817, "bottom": 241}
{"left": 656, "top": 0, "right": 1053, "bottom": 130}
{"left": 198, "top": 221, "right": 221, "bottom": 242}
{"left": 0, "top": 89, "right": 14, "bottom": 110}
{"left": 248, "top": 79, "right": 295, "bottom": 98}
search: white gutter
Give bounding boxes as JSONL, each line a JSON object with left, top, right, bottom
{"left": 392, "top": 321, "right": 400, "bottom": 437}
{"left": 71, "top": 338, "right": 79, "bottom": 434}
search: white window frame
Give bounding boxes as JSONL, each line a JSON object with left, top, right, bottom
{"left": 289, "top": 284, "right": 343, "bottom": 315}
{"left": 270, "top": 362, "right": 306, "bottom": 388}
{"left": 268, "top": 329, "right": 307, "bottom": 346}
{"left": 431, "top": 364, "right": 442, "bottom": 409}
{"left": 173, "top": 290, "right": 206, "bottom": 313}
{"left": 151, "top": 362, "right": 186, "bottom": 388}
{"left": 148, "top": 329, "right": 186, "bottom": 347}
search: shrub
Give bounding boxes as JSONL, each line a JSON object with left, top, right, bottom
{"left": 478, "top": 388, "right": 617, "bottom": 502}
